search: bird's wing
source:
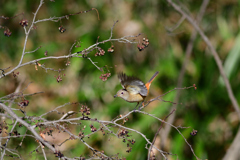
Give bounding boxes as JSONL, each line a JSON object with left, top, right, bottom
{"left": 118, "top": 73, "right": 148, "bottom": 96}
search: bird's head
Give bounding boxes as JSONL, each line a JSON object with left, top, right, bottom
{"left": 114, "top": 89, "right": 130, "bottom": 101}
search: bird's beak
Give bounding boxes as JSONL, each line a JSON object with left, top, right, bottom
{"left": 114, "top": 94, "right": 117, "bottom": 98}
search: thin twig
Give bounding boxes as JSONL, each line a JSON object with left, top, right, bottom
{"left": 165, "top": 15, "right": 186, "bottom": 32}
{"left": 39, "top": 142, "right": 47, "bottom": 160}
{"left": 87, "top": 57, "right": 101, "bottom": 71}
{"left": 25, "top": 46, "right": 42, "bottom": 54}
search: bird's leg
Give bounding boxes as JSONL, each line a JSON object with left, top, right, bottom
{"left": 133, "top": 102, "right": 139, "bottom": 112}
{"left": 138, "top": 102, "right": 145, "bottom": 111}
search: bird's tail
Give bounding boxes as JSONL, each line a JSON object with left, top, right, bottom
{"left": 145, "top": 71, "right": 159, "bottom": 90}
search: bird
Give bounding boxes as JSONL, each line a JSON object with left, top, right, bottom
{"left": 114, "top": 71, "right": 159, "bottom": 110}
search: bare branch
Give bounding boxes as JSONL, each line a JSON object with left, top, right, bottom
{"left": 0, "top": 103, "right": 59, "bottom": 157}
{"left": 165, "top": 0, "right": 240, "bottom": 119}
{"left": 160, "top": 0, "right": 209, "bottom": 150}
{"left": 148, "top": 109, "right": 176, "bottom": 159}
{"left": 1, "top": 120, "right": 18, "bottom": 160}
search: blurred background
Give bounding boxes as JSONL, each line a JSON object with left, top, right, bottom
{"left": 0, "top": 0, "right": 240, "bottom": 159}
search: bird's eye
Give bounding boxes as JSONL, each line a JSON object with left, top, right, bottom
{"left": 121, "top": 92, "right": 124, "bottom": 94}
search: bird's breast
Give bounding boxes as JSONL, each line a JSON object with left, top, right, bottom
{"left": 125, "top": 94, "right": 145, "bottom": 102}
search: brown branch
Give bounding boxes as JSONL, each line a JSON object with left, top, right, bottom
{"left": 148, "top": 109, "right": 176, "bottom": 159}
{"left": 223, "top": 126, "right": 240, "bottom": 160}
{"left": 160, "top": 0, "right": 210, "bottom": 150}
{"left": 165, "top": 1, "right": 240, "bottom": 159}
{"left": 165, "top": 0, "right": 240, "bottom": 119}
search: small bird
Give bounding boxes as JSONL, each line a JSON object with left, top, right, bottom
{"left": 114, "top": 71, "right": 159, "bottom": 110}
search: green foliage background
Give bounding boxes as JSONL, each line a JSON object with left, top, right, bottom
{"left": 0, "top": 0, "right": 240, "bottom": 159}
